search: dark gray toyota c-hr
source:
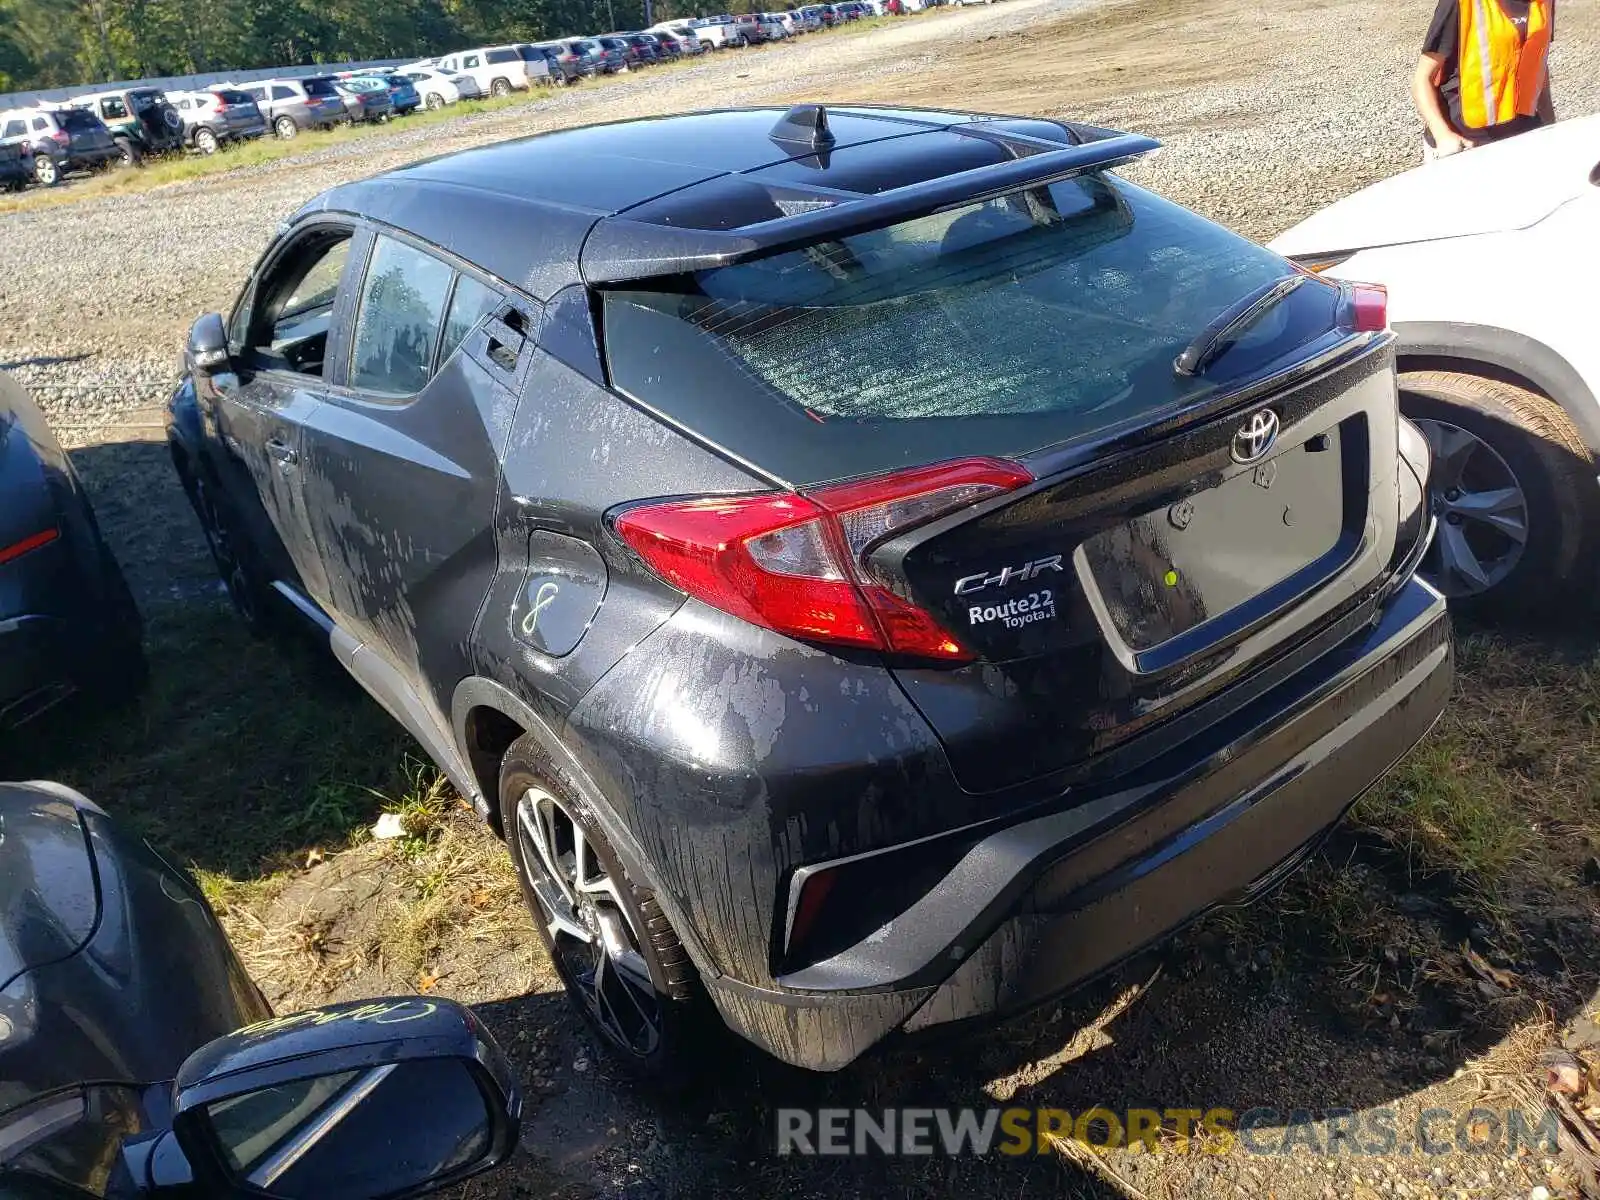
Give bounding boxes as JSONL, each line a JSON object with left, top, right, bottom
{"left": 167, "top": 104, "right": 1450, "bottom": 1079}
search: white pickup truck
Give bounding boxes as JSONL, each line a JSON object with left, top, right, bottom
{"left": 654, "top": 17, "right": 733, "bottom": 48}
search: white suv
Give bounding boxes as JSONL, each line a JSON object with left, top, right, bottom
{"left": 433, "top": 46, "right": 549, "bottom": 96}
{"left": 1272, "top": 115, "right": 1600, "bottom": 615}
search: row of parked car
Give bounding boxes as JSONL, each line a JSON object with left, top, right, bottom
{"left": 0, "top": 1, "right": 952, "bottom": 189}
{"left": 0, "top": 70, "right": 425, "bottom": 186}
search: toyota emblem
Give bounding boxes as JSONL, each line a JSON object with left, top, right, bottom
{"left": 1230, "top": 409, "right": 1280, "bottom": 465}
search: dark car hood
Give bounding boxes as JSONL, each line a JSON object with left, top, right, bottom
{"left": 0, "top": 782, "right": 270, "bottom": 1115}
{"left": 0, "top": 782, "right": 100, "bottom": 991}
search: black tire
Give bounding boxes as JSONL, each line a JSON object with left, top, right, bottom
{"left": 274, "top": 115, "right": 298, "bottom": 140}
{"left": 194, "top": 127, "right": 219, "bottom": 155}
{"left": 89, "top": 540, "right": 150, "bottom": 707}
{"left": 1399, "top": 370, "right": 1598, "bottom": 618}
{"left": 499, "top": 734, "right": 713, "bottom": 1085}
{"left": 175, "top": 452, "right": 281, "bottom": 637}
{"left": 114, "top": 137, "right": 142, "bottom": 168}
{"left": 490, "top": 77, "right": 512, "bottom": 97}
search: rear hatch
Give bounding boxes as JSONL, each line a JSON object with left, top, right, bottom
{"left": 214, "top": 90, "right": 262, "bottom": 133}
{"left": 131, "top": 90, "right": 182, "bottom": 147}
{"left": 57, "top": 109, "right": 112, "bottom": 154}
{"left": 602, "top": 166, "right": 1402, "bottom": 792}
{"left": 303, "top": 78, "right": 346, "bottom": 119}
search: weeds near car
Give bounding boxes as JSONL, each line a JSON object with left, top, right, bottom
{"left": 0, "top": 600, "right": 418, "bottom": 875}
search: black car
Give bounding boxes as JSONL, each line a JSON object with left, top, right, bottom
{"left": 595, "top": 35, "right": 644, "bottom": 68}
{"left": 0, "top": 138, "right": 30, "bottom": 190}
{"left": 0, "top": 781, "right": 520, "bottom": 1200}
{"left": 0, "top": 373, "right": 144, "bottom": 730}
{"left": 167, "top": 104, "right": 1449, "bottom": 1081}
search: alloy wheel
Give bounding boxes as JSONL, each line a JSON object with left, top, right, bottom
{"left": 515, "top": 786, "right": 663, "bottom": 1057}
{"left": 34, "top": 155, "right": 57, "bottom": 185}
{"left": 275, "top": 116, "right": 297, "bottom": 139}
{"left": 1413, "top": 417, "right": 1530, "bottom": 598}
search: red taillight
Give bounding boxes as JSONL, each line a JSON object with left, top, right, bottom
{"left": 786, "top": 868, "right": 837, "bottom": 952}
{"left": 50, "top": 130, "right": 69, "bottom": 146}
{"left": 0, "top": 528, "right": 59, "bottom": 566}
{"left": 613, "top": 458, "right": 1032, "bottom": 661}
{"left": 1344, "top": 282, "right": 1389, "bottom": 333}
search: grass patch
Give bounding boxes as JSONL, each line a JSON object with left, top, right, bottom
{"left": 1359, "top": 738, "right": 1536, "bottom": 894}
{"left": 0, "top": 599, "right": 421, "bottom": 876}
{"left": 1352, "top": 628, "right": 1600, "bottom": 905}
{"left": 372, "top": 816, "right": 523, "bottom": 977}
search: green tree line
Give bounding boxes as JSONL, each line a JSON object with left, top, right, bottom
{"left": 0, "top": 0, "right": 760, "bottom": 92}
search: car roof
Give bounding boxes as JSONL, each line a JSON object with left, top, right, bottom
{"left": 295, "top": 105, "right": 1155, "bottom": 302}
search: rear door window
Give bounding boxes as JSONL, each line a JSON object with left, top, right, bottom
{"left": 100, "top": 97, "right": 128, "bottom": 119}
{"left": 438, "top": 275, "right": 502, "bottom": 366}
{"left": 349, "top": 236, "right": 455, "bottom": 396}
{"left": 603, "top": 175, "right": 1342, "bottom": 486}
{"left": 272, "top": 85, "right": 294, "bottom": 100}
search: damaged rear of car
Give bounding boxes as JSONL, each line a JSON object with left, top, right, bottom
{"left": 169, "top": 106, "right": 1445, "bottom": 1079}
{"left": 579, "top": 121, "right": 1447, "bottom": 1070}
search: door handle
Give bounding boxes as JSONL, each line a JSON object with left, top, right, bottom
{"left": 266, "top": 438, "right": 298, "bottom": 466}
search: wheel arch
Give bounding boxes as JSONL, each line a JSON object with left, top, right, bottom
{"left": 450, "top": 675, "right": 723, "bottom": 981}
{"left": 1393, "top": 321, "right": 1600, "bottom": 457}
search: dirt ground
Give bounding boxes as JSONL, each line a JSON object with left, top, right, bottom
{"left": 5, "top": 0, "right": 1600, "bottom": 1197}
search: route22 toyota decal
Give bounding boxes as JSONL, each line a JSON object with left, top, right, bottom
{"left": 969, "top": 588, "right": 1056, "bottom": 630}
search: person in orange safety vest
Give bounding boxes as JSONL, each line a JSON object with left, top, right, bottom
{"left": 1412, "top": 0, "right": 1556, "bottom": 161}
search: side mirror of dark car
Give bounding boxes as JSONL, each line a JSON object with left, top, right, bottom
{"left": 134, "top": 997, "right": 520, "bottom": 1200}
{"left": 186, "top": 312, "right": 231, "bottom": 376}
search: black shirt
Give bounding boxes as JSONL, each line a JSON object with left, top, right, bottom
{"left": 1422, "top": 0, "right": 1554, "bottom": 143}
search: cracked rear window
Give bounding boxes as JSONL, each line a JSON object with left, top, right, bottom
{"left": 602, "top": 174, "right": 1337, "bottom": 485}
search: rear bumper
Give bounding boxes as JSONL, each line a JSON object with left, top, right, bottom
{"left": 0, "top": 614, "right": 77, "bottom": 725}
{"left": 704, "top": 576, "right": 1451, "bottom": 1069}
{"left": 65, "top": 146, "right": 119, "bottom": 168}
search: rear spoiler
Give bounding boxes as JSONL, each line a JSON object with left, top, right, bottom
{"left": 579, "top": 121, "right": 1161, "bottom": 285}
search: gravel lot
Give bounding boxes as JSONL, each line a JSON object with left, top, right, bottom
{"left": 5, "top": 2, "right": 1600, "bottom": 1197}
{"left": 4, "top": 0, "right": 1595, "bottom": 446}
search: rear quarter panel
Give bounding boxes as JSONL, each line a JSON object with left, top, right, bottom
{"left": 468, "top": 338, "right": 762, "bottom": 731}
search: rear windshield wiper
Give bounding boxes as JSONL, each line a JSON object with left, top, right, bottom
{"left": 1173, "top": 273, "right": 1307, "bottom": 377}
